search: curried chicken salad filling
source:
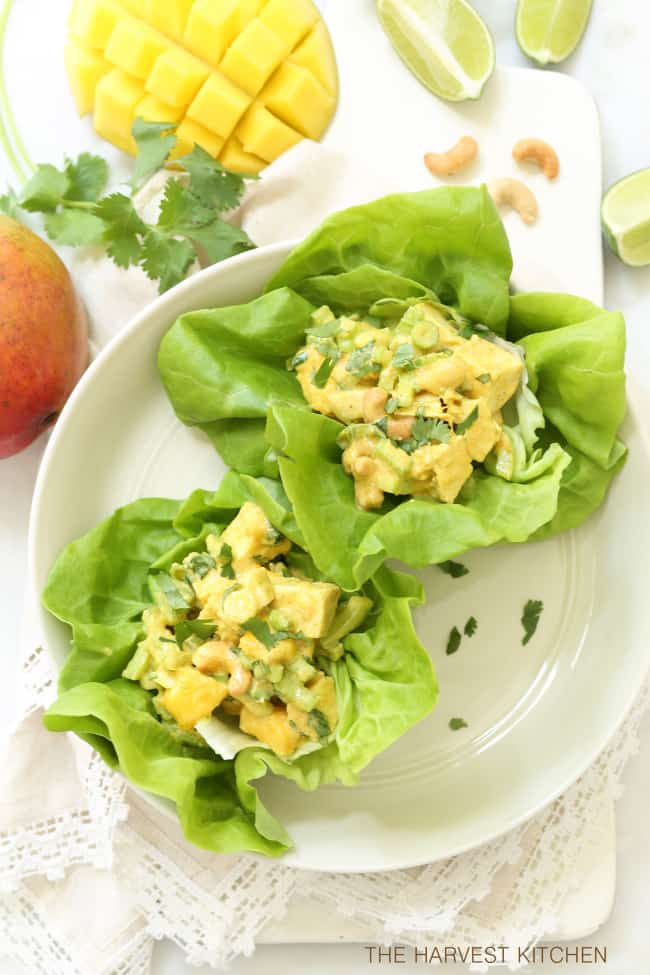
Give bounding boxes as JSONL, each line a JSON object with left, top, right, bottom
{"left": 289, "top": 301, "right": 529, "bottom": 509}
{"left": 122, "top": 502, "right": 372, "bottom": 759}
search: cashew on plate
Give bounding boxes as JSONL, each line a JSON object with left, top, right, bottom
{"left": 488, "top": 178, "right": 539, "bottom": 225}
{"left": 512, "top": 138, "right": 560, "bottom": 180}
{"left": 424, "top": 136, "right": 478, "bottom": 177}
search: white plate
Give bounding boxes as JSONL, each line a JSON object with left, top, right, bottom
{"left": 30, "top": 242, "right": 650, "bottom": 873}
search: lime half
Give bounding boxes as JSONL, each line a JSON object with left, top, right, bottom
{"left": 516, "top": 0, "right": 593, "bottom": 66}
{"left": 602, "top": 169, "right": 650, "bottom": 267}
{"left": 377, "top": 0, "right": 495, "bottom": 102}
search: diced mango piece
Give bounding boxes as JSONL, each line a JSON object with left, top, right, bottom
{"left": 218, "top": 502, "right": 290, "bottom": 566}
{"left": 69, "top": 0, "right": 122, "bottom": 49}
{"left": 146, "top": 47, "right": 209, "bottom": 108}
{"left": 268, "top": 575, "right": 340, "bottom": 638}
{"left": 64, "top": 41, "right": 111, "bottom": 115}
{"left": 240, "top": 705, "right": 301, "bottom": 757}
{"left": 187, "top": 71, "right": 251, "bottom": 139}
{"left": 174, "top": 118, "right": 225, "bottom": 158}
{"left": 219, "top": 19, "right": 286, "bottom": 97}
{"left": 162, "top": 666, "right": 228, "bottom": 730}
{"left": 261, "top": 62, "right": 335, "bottom": 140}
{"left": 260, "top": 0, "right": 319, "bottom": 56}
{"left": 183, "top": 0, "right": 241, "bottom": 65}
{"left": 104, "top": 19, "right": 170, "bottom": 79}
{"left": 220, "top": 137, "right": 266, "bottom": 175}
{"left": 142, "top": 0, "right": 193, "bottom": 42}
{"left": 236, "top": 104, "right": 302, "bottom": 162}
{"left": 290, "top": 22, "right": 339, "bottom": 96}
{"left": 287, "top": 674, "right": 337, "bottom": 740}
{"left": 135, "top": 92, "right": 184, "bottom": 125}
{"left": 234, "top": 0, "right": 266, "bottom": 30}
{"left": 94, "top": 68, "right": 145, "bottom": 152}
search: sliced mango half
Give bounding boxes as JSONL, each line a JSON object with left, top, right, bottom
{"left": 65, "top": 0, "right": 339, "bottom": 173}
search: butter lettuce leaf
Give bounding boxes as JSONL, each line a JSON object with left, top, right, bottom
{"left": 43, "top": 474, "right": 435, "bottom": 856}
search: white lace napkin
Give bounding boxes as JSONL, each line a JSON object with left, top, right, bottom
{"left": 1, "top": 142, "right": 648, "bottom": 975}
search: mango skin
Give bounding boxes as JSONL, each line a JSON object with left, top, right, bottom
{"left": 0, "top": 217, "right": 89, "bottom": 458}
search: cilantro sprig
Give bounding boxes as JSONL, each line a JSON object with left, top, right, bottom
{"left": 0, "top": 119, "right": 257, "bottom": 294}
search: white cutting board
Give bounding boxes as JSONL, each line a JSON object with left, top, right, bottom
{"left": 0, "top": 0, "right": 612, "bottom": 946}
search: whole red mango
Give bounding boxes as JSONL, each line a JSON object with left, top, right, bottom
{"left": 0, "top": 216, "right": 88, "bottom": 458}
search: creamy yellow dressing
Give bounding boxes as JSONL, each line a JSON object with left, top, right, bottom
{"left": 292, "top": 303, "right": 523, "bottom": 509}
{"left": 123, "top": 502, "right": 371, "bottom": 758}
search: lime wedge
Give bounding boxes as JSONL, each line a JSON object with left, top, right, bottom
{"left": 377, "top": 0, "right": 495, "bottom": 102}
{"left": 516, "top": 0, "right": 593, "bottom": 66}
{"left": 602, "top": 169, "right": 650, "bottom": 267}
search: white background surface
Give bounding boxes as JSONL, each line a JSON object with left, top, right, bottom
{"left": 2, "top": 0, "right": 650, "bottom": 972}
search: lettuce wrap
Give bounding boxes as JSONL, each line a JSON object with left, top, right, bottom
{"left": 43, "top": 472, "right": 436, "bottom": 856}
{"left": 159, "top": 188, "right": 627, "bottom": 589}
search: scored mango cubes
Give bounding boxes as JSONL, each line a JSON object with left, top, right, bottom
{"left": 66, "top": 0, "right": 338, "bottom": 174}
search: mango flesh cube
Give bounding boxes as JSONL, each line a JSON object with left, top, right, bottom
{"left": 66, "top": 0, "right": 338, "bottom": 167}
{"left": 94, "top": 68, "right": 145, "bottom": 152}
{"left": 187, "top": 72, "right": 251, "bottom": 139}
{"left": 64, "top": 41, "right": 111, "bottom": 116}
{"left": 69, "top": 0, "right": 122, "bottom": 50}
{"left": 183, "top": 0, "right": 240, "bottom": 65}
{"left": 146, "top": 48, "right": 209, "bottom": 108}
{"left": 142, "top": 0, "right": 194, "bottom": 42}
{"left": 135, "top": 92, "right": 184, "bottom": 124}
{"left": 175, "top": 118, "right": 225, "bottom": 158}
{"left": 260, "top": 0, "right": 319, "bottom": 56}
{"left": 105, "top": 20, "right": 170, "bottom": 79}
{"left": 237, "top": 104, "right": 302, "bottom": 162}
{"left": 290, "top": 21, "right": 339, "bottom": 96}
{"left": 219, "top": 19, "right": 286, "bottom": 97}
{"left": 262, "top": 62, "right": 335, "bottom": 140}
{"left": 220, "top": 136, "right": 265, "bottom": 175}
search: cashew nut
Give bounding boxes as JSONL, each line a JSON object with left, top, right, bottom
{"left": 363, "top": 387, "right": 388, "bottom": 422}
{"left": 387, "top": 415, "right": 415, "bottom": 440}
{"left": 353, "top": 456, "right": 376, "bottom": 477}
{"left": 227, "top": 663, "right": 252, "bottom": 697}
{"left": 512, "top": 138, "right": 559, "bottom": 180}
{"left": 424, "top": 136, "right": 478, "bottom": 178}
{"left": 488, "top": 179, "right": 539, "bottom": 226}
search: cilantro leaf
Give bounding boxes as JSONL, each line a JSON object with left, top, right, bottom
{"left": 459, "top": 322, "right": 485, "bottom": 339}
{"left": 95, "top": 193, "right": 147, "bottom": 267}
{"left": 63, "top": 153, "right": 109, "bottom": 202}
{"left": 477, "top": 373, "right": 491, "bottom": 384}
{"left": 243, "top": 618, "right": 303, "bottom": 648}
{"left": 393, "top": 343, "right": 416, "bottom": 371}
{"left": 412, "top": 415, "right": 450, "bottom": 445}
{"left": 346, "top": 342, "right": 381, "bottom": 378}
{"left": 456, "top": 405, "right": 479, "bottom": 435}
{"left": 131, "top": 117, "right": 177, "bottom": 189}
{"left": 521, "top": 599, "right": 543, "bottom": 646}
{"left": 219, "top": 543, "right": 235, "bottom": 580}
{"left": 313, "top": 356, "right": 338, "bottom": 388}
{"left": 156, "top": 178, "right": 214, "bottom": 231}
{"left": 449, "top": 717, "right": 468, "bottom": 731}
{"left": 141, "top": 229, "right": 196, "bottom": 293}
{"left": 446, "top": 626, "right": 462, "bottom": 655}
{"left": 174, "top": 618, "right": 217, "bottom": 648}
{"left": 186, "top": 553, "right": 216, "bottom": 578}
{"left": 177, "top": 146, "right": 250, "bottom": 212}
{"left": 464, "top": 616, "right": 477, "bottom": 637}
{"left": 0, "top": 187, "right": 19, "bottom": 217}
{"left": 189, "top": 218, "right": 254, "bottom": 265}
{"left": 19, "top": 163, "right": 69, "bottom": 212}
{"left": 44, "top": 210, "right": 107, "bottom": 247}
{"left": 438, "top": 560, "right": 469, "bottom": 578}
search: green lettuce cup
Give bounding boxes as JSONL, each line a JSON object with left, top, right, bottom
{"left": 43, "top": 472, "right": 436, "bottom": 856}
{"left": 159, "top": 188, "right": 627, "bottom": 590}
